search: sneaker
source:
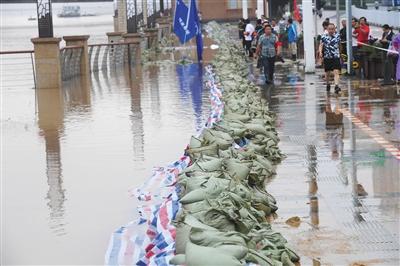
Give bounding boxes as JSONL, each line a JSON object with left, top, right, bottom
{"left": 334, "top": 85, "right": 341, "bottom": 94}
{"left": 326, "top": 84, "right": 331, "bottom": 92}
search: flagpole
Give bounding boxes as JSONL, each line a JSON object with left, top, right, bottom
{"left": 183, "top": 0, "right": 192, "bottom": 61}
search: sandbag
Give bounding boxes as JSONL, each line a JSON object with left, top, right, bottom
{"left": 185, "top": 242, "right": 244, "bottom": 266}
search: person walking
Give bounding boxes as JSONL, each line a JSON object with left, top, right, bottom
{"left": 319, "top": 23, "right": 342, "bottom": 94}
{"left": 243, "top": 19, "right": 255, "bottom": 57}
{"left": 287, "top": 18, "right": 298, "bottom": 61}
{"left": 255, "top": 25, "right": 280, "bottom": 84}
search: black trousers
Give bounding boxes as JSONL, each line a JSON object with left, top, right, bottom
{"left": 262, "top": 56, "right": 275, "bottom": 82}
{"left": 244, "top": 40, "right": 253, "bottom": 57}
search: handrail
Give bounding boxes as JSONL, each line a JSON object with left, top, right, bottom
{"left": 0, "top": 50, "right": 34, "bottom": 55}
{"left": 60, "top": 45, "right": 84, "bottom": 51}
{"left": 88, "top": 41, "right": 139, "bottom": 47}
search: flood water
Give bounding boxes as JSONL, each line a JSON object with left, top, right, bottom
{"left": 1, "top": 3, "right": 213, "bottom": 264}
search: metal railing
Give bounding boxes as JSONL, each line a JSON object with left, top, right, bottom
{"left": 60, "top": 45, "right": 83, "bottom": 81}
{"left": 0, "top": 50, "right": 36, "bottom": 90}
{"left": 88, "top": 42, "right": 140, "bottom": 72}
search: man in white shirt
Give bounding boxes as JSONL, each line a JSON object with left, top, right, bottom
{"left": 244, "top": 19, "right": 255, "bottom": 57}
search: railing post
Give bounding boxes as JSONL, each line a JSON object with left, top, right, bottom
{"left": 63, "top": 35, "right": 90, "bottom": 77}
{"left": 144, "top": 28, "right": 158, "bottom": 49}
{"left": 31, "top": 37, "right": 62, "bottom": 89}
{"left": 123, "top": 33, "right": 143, "bottom": 66}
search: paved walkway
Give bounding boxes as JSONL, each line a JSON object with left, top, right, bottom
{"left": 255, "top": 62, "right": 400, "bottom": 265}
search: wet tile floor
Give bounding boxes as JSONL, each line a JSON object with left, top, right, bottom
{"left": 256, "top": 63, "right": 400, "bottom": 265}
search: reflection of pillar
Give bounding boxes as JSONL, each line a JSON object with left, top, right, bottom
{"left": 148, "top": 65, "right": 161, "bottom": 119}
{"left": 37, "top": 88, "right": 66, "bottom": 235}
{"left": 128, "top": 64, "right": 145, "bottom": 160}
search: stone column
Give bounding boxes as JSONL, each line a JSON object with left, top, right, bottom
{"left": 31, "top": 37, "right": 62, "bottom": 90}
{"left": 63, "top": 35, "right": 90, "bottom": 77}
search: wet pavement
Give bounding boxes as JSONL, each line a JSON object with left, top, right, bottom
{"left": 255, "top": 62, "right": 400, "bottom": 265}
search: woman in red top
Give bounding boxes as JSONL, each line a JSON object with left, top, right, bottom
{"left": 353, "top": 17, "right": 370, "bottom": 47}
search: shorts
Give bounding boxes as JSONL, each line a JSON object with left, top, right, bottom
{"left": 323, "top": 58, "right": 341, "bottom": 71}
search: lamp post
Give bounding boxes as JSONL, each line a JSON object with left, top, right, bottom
{"left": 36, "top": 0, "right": 53, "bottom": 37}
{"left": 127, "top": 0, "right": 138, "bottom": 33}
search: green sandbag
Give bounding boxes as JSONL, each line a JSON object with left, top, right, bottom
{"left": 224, "top": 113, "right": 251, "bottom": 122}
{"left": 183, "top": 200, "right": 211, "bottom": 213}
{"left": 186, "top": 144, "right": 219, "bottom": 159}
{"left": 189, "top": 136, "right": 203, "bottom": 149}
{"left": 183, "top": 158, "right": 223, "bottom": 173}
{"left": 246, "top": 123, "right": 268, "bottom": 135}
{"left": 215, "top": 244, "right": 248, "bottom": 260}
{"left": 189, "top": 228, "right": 248, "bottom": 247}
{"left": 169, "top": 254, "right": 186, "bottom": 265}
{"left": 183, "top": 213, "right": 219, "bottom": 231}
{"left": 185, "top": 242, "right": 244, "bottom": 266}
{"left": 224, "top": 159, "right": 252, "bottom": 181}
{"left": 200, "top": 208, "right": 236, "bottom": 231}
{"left": 281, "top": 251, "right": 295, "bottom": 266}
{"left": 247, "top": 142, "right": 266, "bottom": 154}
{"left": 181, "top": 189, "right": 208, "bottom": 205}
{"left": 284, "top": 245, "right": 300, "bottom": 262}
{"left": 255, "top": 155, "right": 274, "bottom": 171}
{"left": 180, "top": 177, "right": 229, "bottom": 204}
{"left": 205, "top": 128, "right": 234, "bottom": 142}
{"left": 180, "top": 176, "right": 209, "bottom": 193}
{"left": 175, "top": 223, "right": 191, "bottom": 254}
{"left": 245, "top": 249, "right": 282, "bottom": 266}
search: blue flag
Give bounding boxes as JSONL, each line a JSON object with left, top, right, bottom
{"left": 189, "top": 0, "right": 203, "bottom": 61}
{"left": 173, "top": 0, "right": 192, "bottom": 44}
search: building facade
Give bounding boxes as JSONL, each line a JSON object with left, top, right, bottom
{"left": 197, "top": 0, "right": 258, "bottom": 22}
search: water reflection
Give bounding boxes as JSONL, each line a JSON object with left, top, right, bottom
{"left": 325, "top": 95, "right": 344, "bottom": 160}
{"left": 128, "top": 65, "right": 145, "bottom": 161}
{"left": 37, "top": 89, "right": 66, "bottom": 236}
{"left": 176, "top": 63, "right": 204, "bottom": 131}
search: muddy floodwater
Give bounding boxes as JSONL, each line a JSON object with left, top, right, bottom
{"left": 2, "top": 61, "right": 213, "bottom": 264}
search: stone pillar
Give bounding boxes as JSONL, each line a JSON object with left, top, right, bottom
{"left": 31, "top": 37, "right": 62, "bottom": 90}
{"left": 144, "top": 28, "right": 158, "bottom": 49}
{"left": 63, "top": 35, "right": 90, "bottom": 77}
{"left": 122, "top": 32, "right": 143, "bottom": 65}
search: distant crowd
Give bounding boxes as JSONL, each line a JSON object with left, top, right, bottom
{"left": 238, "top": 14, "right": 400, "bottom": 87}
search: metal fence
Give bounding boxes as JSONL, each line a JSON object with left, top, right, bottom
{"left": 88, "top": 42, "right": 140, "bottom": 72}
{"left": 60, "top": 45, "right": 83, "bottom": 81}
{"left": 0, "top": 50, "right": 36, "bottom": 90}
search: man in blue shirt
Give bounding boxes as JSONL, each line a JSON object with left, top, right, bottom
{"left": 287, "top": 18, "right": 297, "bottom": 61}
{"left": 319, "top": 23, "right": 341, "bottom": 94}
